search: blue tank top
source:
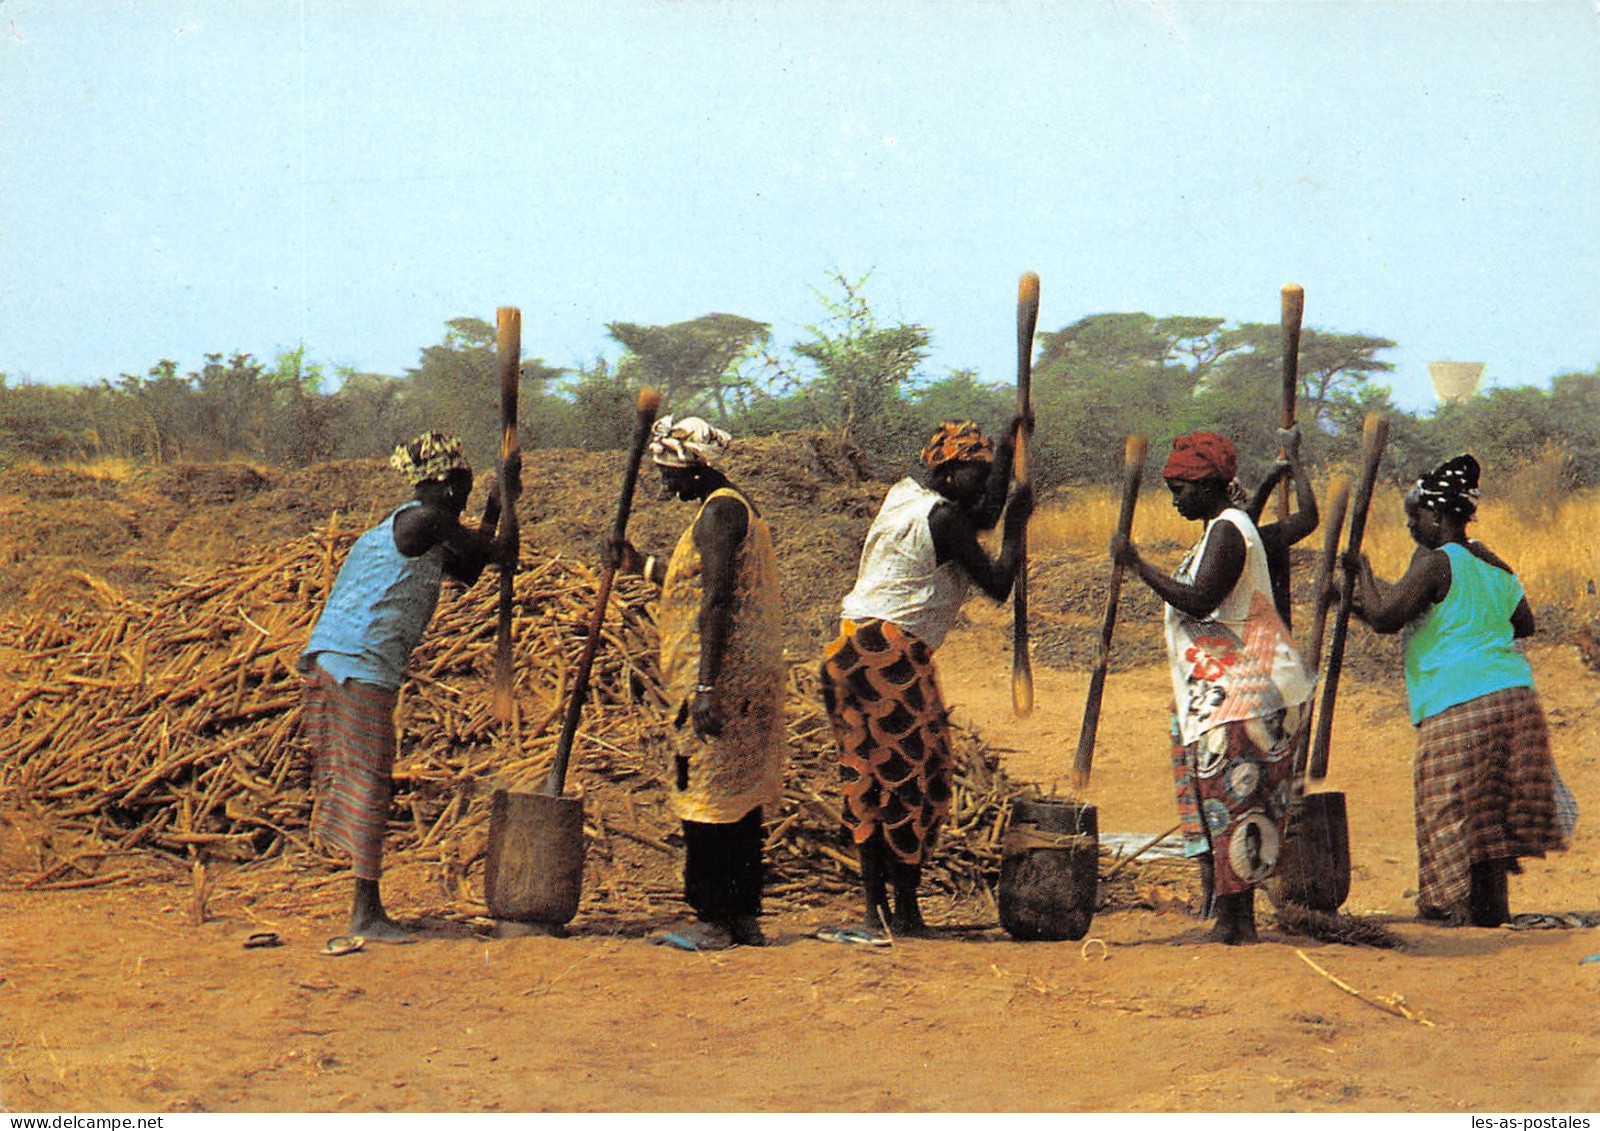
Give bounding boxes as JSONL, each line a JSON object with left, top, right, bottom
{"left": 1403, "top": 541, "right": 1533, "bottom": 724}
{"left": 302, "top": 502, "right": 446, "bottom": 690}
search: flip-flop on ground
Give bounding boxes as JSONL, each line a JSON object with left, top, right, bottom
{"left": 814, "top": 926, "right": 891, "bottom": 947}
{"left": 649, "top": 922, "right": 733, "bottom": 952}
{"left": 321, "top": 935, "right": 366, "bottom": 957}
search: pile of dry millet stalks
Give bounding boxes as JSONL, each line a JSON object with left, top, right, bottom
{"left": 0, "top": 518, "right": 1051, "bottom": 927}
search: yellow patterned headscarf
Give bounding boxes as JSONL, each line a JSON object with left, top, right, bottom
{"left": 919, "top": 420, "right": 994, "bottom": 469}
{"left": 390, "top": 431, "right": 471, "bottom": 485}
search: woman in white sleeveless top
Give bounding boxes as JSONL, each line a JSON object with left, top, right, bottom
{"left": 820, "top": 419, "right": 1033, "bottom": 941}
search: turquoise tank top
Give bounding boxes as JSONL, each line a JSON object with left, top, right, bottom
{"left": 1403, "top": 542, "right": 1533, "bottom": 724}
{"left": 302, "top": 502, "right": 445, "bottom": 690}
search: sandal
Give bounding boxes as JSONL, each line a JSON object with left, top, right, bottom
{"left": 649, "top": 921, "right": 733, "bottom": 952}
{"left": 1509, "top": 912, "right": 1600, "bottom": 930}
{"left": 815, "top": 926, "right": 891, "bottom": 947}
{"left": 242, "top": 931, "right": 283, "bottom": 950}
{"left": 322, "top": 934, "right": 366, "bottom": 957}
{"left": 1508, "top": 913, "right": 1565, "bottom": 930}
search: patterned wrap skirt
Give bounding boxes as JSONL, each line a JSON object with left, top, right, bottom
{"left": 1171, "top": 704, "right": 1306, "bottom": 896}
{"left": 1414, "top": 685, "right": 1566, "bottom": 916}
{"left": 819, "top": 618, "right": 953, "bottom": 865}
{"left": 302, "top": 663, "right": 397, "bottom": 881}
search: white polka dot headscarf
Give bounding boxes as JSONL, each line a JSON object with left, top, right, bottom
{"left": 1413, "top": 454, "right": 1481, "bottom": 519}
{"left": 648, "top": 415, "right": 732, "bottom": 468}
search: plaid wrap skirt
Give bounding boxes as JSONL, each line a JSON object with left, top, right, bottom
{"left": 1414, "top": 685, "right": 1566, "bottom": 916}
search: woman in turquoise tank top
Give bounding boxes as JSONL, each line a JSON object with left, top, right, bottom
{"left": 1344, "top": 454, "right": 1565, "bottom": 927}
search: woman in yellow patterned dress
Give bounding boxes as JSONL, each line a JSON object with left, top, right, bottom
{"left": 613, "top": 416, "right": 786, "bottom": 950}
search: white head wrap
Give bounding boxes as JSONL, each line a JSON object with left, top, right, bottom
{"left": 649, "top": 415, "right": 732, "bottom": 468}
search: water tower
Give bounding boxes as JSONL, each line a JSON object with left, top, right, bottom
{"left": 1427, "top": 361, "right": 1485, "bottom": 404}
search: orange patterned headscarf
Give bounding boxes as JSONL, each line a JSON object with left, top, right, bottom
{"left": 919, "top": 420, "right": 994, "bottom": 470}
{"left": 1163, "top": 432, "right": 1237, "bottom": 483}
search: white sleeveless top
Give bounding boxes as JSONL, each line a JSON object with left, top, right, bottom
{"left": 840, "top": 478, "right": 971, "bottom": 650}
{"left": 1164, "top": 508, "right": 1313, "bottom": 745}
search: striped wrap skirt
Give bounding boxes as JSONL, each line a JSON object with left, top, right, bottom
{"left": 302, "top": 662, "right": 398, "bottom": 881}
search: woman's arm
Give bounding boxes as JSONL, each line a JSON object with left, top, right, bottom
{"left": 972, "top": 415, "right": 1027, "bottom": 531}
{"left": 929, "top": 482, "right": 1033, "bottom": 601}
{"left": 1252, "top": 429, "right": 1319, "bottom": 545}
{"left": 1114, "top": 519, "right": 1245, "bottom": 620}
{"left": 1271, "top": 455, "right": 1320, "bottom": 546}
{"left": 1511, "top": 596, "right": 1536, "bottom": 639}
{"left": 1243, "top": 467, "right": 1280, "bottom": 524}
{"left": 395, "top": 468, "right": 520, "bottom": 585}
{"left": 1347, "top": 545, "right": 1449, "bottom": 634}
{"left": 689, "top": 494, "right": 751, "bottom": 738}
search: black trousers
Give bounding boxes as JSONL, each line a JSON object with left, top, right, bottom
{"left": 683, "top": 807, "right": 764, "bottom": 922}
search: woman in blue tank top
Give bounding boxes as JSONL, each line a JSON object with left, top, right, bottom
{"left": 1343, "top": 454, "right": 1565, "bottom": 927}
{"left": 300, "top": 431, "right": 519, "bottom": 943}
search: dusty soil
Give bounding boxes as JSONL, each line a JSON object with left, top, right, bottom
{"left": 5, "top": 627, "right": 1599, "bottom": 1113}
{"left": 4, "top": 447, "right": 1600, "bottom": 1113}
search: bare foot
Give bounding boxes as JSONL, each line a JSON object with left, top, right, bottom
{"left": 352, "top": 913, "right": 416, "bottom": 944}
{"left": 1204, "top": 892, "right": 1259, "bottom": 945}
{"left": 727, "top": 916, "right": 767, "bottom": 947}
{"left": 889, "top": 914, "right": 932, "bottom": 939}
{"left": 1206, "top": 918, "right": 1259, "bottom": 946}
{"left": 1417, "top": 902, "right": 1472, "bottom": 927}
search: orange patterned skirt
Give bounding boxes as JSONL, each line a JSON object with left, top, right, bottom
{"left": 819, "top": 618, "right": 953, "bottom": 865}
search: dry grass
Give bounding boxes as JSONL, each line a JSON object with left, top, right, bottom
{"left": 1032, "top": 482, "right": 1600, "bottom": 625}
{"left": 1359, "top": 488, "right": 1600, "bottom": 615}
{"left": 7, "top": 456, "right": 143, "bottom": 482}
{"left": 1031, "top": 484, "right": 1192, "bottom": 559}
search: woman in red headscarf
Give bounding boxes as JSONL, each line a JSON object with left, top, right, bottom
{"left": 1113, "top": 432, "right": 1315, "bottom": 944}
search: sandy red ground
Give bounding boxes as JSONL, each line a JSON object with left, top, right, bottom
{"left": 4, "top": 621, "right": 1598, "bottom": 1113}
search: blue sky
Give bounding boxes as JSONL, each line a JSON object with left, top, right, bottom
{"left": 4, "top": 0, "right": 1598, "bottom": 412}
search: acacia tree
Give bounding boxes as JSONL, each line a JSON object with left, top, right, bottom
{"left": 1547, "top": 370, "right": 1600, "bottom": 485}
{"left": 1028, "top": 314, "right": 1222, "bottom": 485}
{"left": 784, "top": 271, "right": 930, "bottom": 467}
{"left": 542, "top": 357, "right": 639, "bottom": 450}
{"left": 1024, "top": 313, "right": 1401, "bottom": 486}
{"left": 323, "top": 371, "right": 423, "bottom": 460}
{"left": 407, "top": 318, "right": 566, "bottom": 467}
{"left": 1183, "top": 323, "right": 1392, "bottom": 483}
{"left": 0, "top": 381, "right": 97, "bottom": 462}
{"left": 606, "top": 313, "right": 771, "bottom": 423}
{"left": 1292, "top": 329, "right": 1397, "bottom": 434}
{"left": 115, "top": 360, "right": 200, "bottom": 462}
{"left": 261, "top": 346, "right": 338, "bottom": 465}
{"left": 906, "top": 369, "right": 1015, "bottom": 445}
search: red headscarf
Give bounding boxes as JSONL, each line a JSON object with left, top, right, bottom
{"left": 1163, "top": 432, "right": 1237, "bottom": 482}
